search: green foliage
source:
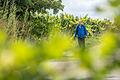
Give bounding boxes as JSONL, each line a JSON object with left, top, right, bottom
{"left": 0, "top": 29, "right": 120, "bottom": 80}
{"left": 30, "top": 13, "right": 112, "bottom": 39}
{"left": 113, "top": 15, "right": 120, "bottom": 31}
{"left": 0, "top": 0, "right": 112, "bottom": 41}
{"left": 0, "top": 0, "right": 64, "bottom": 20}
{"left": 0, "top": 30, "right": 74, "bottom": 80}
{"left": 109, "top": 0, "right": 120, "bottom": 7}
{"left": 0, "top": 0, "right": 120, "bottom": 80}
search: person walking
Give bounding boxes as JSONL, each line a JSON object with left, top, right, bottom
{"left": 74, "top": 19, "right": 88, "bottom": 48}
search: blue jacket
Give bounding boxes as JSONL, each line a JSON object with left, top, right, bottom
{"left": 74, "top": 24, "right": 88, "bottom": 38}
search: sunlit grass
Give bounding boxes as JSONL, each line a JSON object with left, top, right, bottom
{"left": 0, "top": 26, "right": 120, "bottom": 80}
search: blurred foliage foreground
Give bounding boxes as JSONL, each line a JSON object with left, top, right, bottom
{"left": 0, "top": 29, "right": 120, "bottom": 80}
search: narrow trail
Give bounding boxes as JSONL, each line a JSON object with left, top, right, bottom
{"left": 48, "top": 60, "right": 120, "bottom": 80}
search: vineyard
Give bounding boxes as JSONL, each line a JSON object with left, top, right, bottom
{"left": 30, "top": 13, "right": 112, "bottom": 38}
{"left": 0, "top": 0, "right": 120, "bottom": 80}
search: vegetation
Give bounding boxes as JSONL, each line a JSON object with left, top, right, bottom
{"left": 0, "top": 0, "right": 120, "bottom": 80}
{"left": 30, "top": 13, "right": 112, "bottom": 39}
{"left": 0, "top": 0, "right": 64, "bottom": 19}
